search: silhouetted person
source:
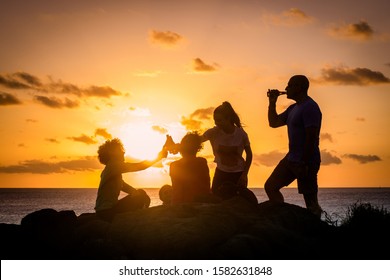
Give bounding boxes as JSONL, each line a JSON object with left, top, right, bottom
{"left": 265, "top": 75, "right": 322, "bottom": 218}
{"left": 159, "top": 184, "right": 173, "bottom": 205}
{"left": 202, "top": 101, "right": 257, "bottom": 204}
{"left": 95, "top": 138, "right": 167, "bottom": 221}
{"left": 169, "top": 132, "right": 212, "bottom": 204}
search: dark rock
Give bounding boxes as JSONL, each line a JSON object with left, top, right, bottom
{"left": 1, "top": 198, "right": 387, "bottom": 260}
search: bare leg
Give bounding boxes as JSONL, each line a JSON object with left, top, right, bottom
{"left": 264, "top": 180, "right": 285, "bottom": 203}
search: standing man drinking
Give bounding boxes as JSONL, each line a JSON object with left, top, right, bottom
{"left": 265, "top": 75, "right": 323, "bottom": 218}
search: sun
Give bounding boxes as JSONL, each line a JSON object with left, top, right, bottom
{"left": 117, "top": 121, "right": 167, "bottom": 161}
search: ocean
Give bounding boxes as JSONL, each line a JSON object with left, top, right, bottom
{"left": 1, "top": 187, "right": 390, "bottom": 225}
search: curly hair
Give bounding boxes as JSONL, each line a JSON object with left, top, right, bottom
{"left": 97, "top": 138, "right": 124, "bottom": 165}
{"left": 180, "top": 131, "right": 203, "bottom": 156}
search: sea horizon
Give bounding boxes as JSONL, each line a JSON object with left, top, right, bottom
{"left": 1, "top": 187, "right": 390, "bottom": 225}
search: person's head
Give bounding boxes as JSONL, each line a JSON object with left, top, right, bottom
{"left": 179, "top": 131, "right": 203, "bottom": 157}
{"left": 159, "top": 184, "right": 173, "bottom": 205}
{"left": 97, "top": 138, "right": 125, "bottom": 165}
{"left": 285, "top": 75, "right": 310, "bottom": 101}
{"left": 213, "top": 101, "right": 241, "bottom": 131}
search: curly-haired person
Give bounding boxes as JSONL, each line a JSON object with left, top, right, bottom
{"left": 95, "top": 138, "right": 166, "bottom": 221}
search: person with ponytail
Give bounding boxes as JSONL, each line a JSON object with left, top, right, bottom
{"left": 201, "top": 101, "right": 257, "bottom": 204}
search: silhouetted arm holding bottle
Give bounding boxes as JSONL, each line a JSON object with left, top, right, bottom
{"left": 268, "top": 90, "right": 286, "bottom": 128}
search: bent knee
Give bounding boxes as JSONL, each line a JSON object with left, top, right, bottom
{"left": 264, "top": 179, "right": 274, "bottom": 193}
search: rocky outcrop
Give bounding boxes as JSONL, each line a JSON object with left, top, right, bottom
{"left": 0, "top": 198, "right": 388, "bottom": 260}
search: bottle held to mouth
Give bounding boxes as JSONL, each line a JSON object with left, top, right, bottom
{"left": 267, "top": 89, "right": 286, "bottom": 97}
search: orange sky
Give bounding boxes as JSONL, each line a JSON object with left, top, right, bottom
{"left": 1, "top": 0, "right": 390, "bottom": 188}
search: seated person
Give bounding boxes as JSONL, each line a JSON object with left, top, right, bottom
{"left": 169, "top": 132, "right": 212, "bottom": 204}
{"left": 95, "top": 138, "right": 166, "bottom": 221}
{"left": 159, "top": 184, "right": 173, "bottom": 206}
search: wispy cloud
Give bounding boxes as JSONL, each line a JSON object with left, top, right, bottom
{"left": 94, "top": 128, "right": 112, "bottom": 140}
{"left": 67, "top": 134, "right": 97, "bottom": 145}
{"left": 0, "top": 73, "right": 32, "bottom": 89}
{"left": 45, "top": 138, "right": 60, "bottom": 144}
{"left": 0, "top": 92, "right": 22, "bottom": 105}
{"left": 149, "top": 30, "right": 183, "bottom": 48}
{"left": 192, "top": 58, "right": 218, "bottom": 72}
{"left": 26, "top": 119, "right": 38, "bottom": 123}
{"left": 321, "top": 150, "right": 342, "bottom": 165}
{"left": 343, "top": 153, "right": 381, "bottom": 164}
{"left": 329, "top": 20, "right": 375, "bottom": 41}
{"left": 180, "top": 117, "right": 203, "bottom": 131}
{"left": 180, "top": 106, "right": 215, "bottom": 131}
{"left": 0, "top": 157, "right": 101, "bottom": 174}
{"left": 190, "top": 107, "right": 215, "bottom": 119}
{"left": 318, "top": 66, "right": 390, "bottom": 85}
{"left": 263, "top": 8, "right": 314, "bottom": 27}
{"left": 253, "top": 150, "right": 285, "bottom": 167}
{"left": 0, "top": 72, "right": 124, "bottom": 108}
{"left": 152, "top": 125, "right": 168, "bottom": 134}
{"left": 253, "top": 149, "right": 342, "bottom": 167}
{"left": 321, "top": 133, "right": 334, "bottom": 143}
{"left": 34, "top": 95, "right": 79, "bottom": 108}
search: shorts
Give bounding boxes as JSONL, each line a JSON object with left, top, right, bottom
{"left": 211, "top": 168, "right": 244, "bottom": 195}
{"left": 266, "top": 156, "right": 320, "bottom": 194}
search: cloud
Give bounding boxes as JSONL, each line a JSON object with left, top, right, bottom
{"left": 321, "top": 150, "right": 342, "bottom": 165}
{"left": 45, "top": 81, "right": 122, "bottom": 98}
{"left": 67, "top": 134, "right": 97, "bottom": 145}
{"left": 82, "top": 85, "right": 122, "bottom": 98}
{"left": 329, "top": 20, "right": 374, "bottom": 41}
{"left": 253, "top": 150, "right": 285, "bottom": 167}
{"left": 356, "top": 117, "right": 366, "bottom": 122}
{"left": 34, "top": 95, "right": 79, "bottom": 108}
{"left": 0, "top": 157, "right": 101, "bottom": 174}
{"left": 45, "top": 138, "right": 60, "bottom": 144}
{"left": 263, "top": 8, "right": 314, "bottom": 27}
{"left": 0, "top": 73, "right": 31, "bottom": 89}
{"left": 319, "top": 66, "right": 390, "bottom": 85}
{"left": 343, "top": 153, "right": 381, "bottom": 164}
{"left": 180, "top": 116, "right": 203, "bottom": 131}
{"left": 0, "top": 92, "right": 22, "bottom": 105}
{"left": 180, "top": 106, "right": 215, "bottom": 131}
{"left": 320, "top": 133, "right": 333, "bottom": 143}
{"left": 253, "top": 149, "right": 343, "bottom": 167}
{"left": 95, "top": 128, "right": 112, "bottom": 140}
{"left": 14, "top": 72, "right": 43, "bottom": 87}
{"left": 152, "top": 125, "right": 168, "bottom": 134}
{"left": 0, "top": 72, "right": 125, "bottom": 107}
{"left": 190, "top": 107, "right": 215, "bottom": 119}
{"left": 149, "top": 30, "right": 183, "bottom": 48}
{"left": 192, "top": 58, "right": 218, "bottom": 72}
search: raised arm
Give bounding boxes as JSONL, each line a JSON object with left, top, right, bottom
{"left": 121, "top": 148, "right": 167, "bottom": 173}
{"left": 268, "top": 93, "right": 286, "bottom": 128}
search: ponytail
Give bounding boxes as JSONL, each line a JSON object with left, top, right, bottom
{"left": 214, "top": 101, "right": 242, "bottom": 128}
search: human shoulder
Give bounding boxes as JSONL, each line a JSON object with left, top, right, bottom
{"left": 235, "top": 127, "right": 250, "bottom": 138}
{"left": 303, "top": 97, "right": 321, "bottom": 113}
{"left": 203, "top": 126, "right": 219, "bottom": 139}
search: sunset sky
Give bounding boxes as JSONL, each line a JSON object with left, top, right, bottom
{"left": 1, "top": 0, "right": 389, "bottom": 189}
